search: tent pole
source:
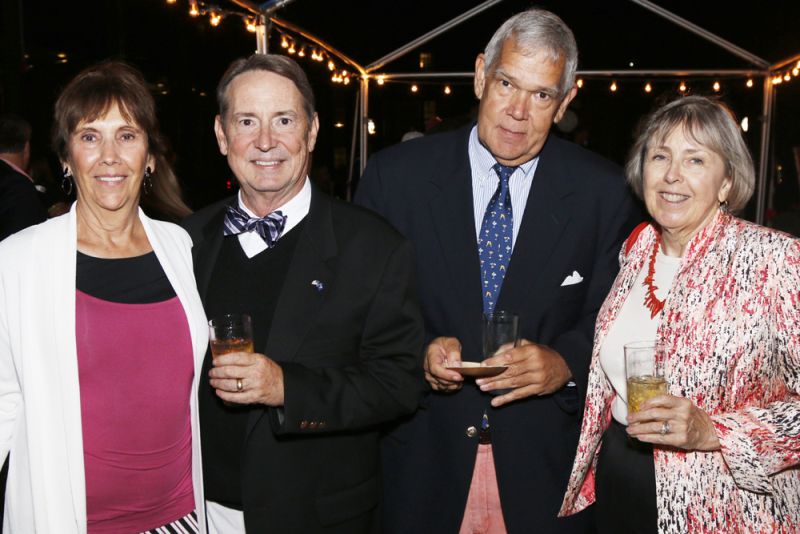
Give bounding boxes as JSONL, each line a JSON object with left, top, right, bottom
{"left": 346, "top": 88, "right": 361, "bottom": 201}
{"left": 256, "top": 16, "right": 269, "bottom": 53}
{"left": 629, "top": 0, "right": 769, "bottom": 69}
{"left": 755, "top": 77, "right": 775, "bottom": 225}
{"left": 359, "top": 76, "right": 369, "bottom": 178}
{"left": 366, "top": 0, "right": 504, "bottom": 72}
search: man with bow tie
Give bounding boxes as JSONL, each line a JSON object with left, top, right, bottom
{"left": 182, "top": 54, "right": 424, "bottom": 534}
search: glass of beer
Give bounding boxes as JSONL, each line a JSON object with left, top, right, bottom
{"left": 625, "top": 340, "right": 667, "bottom": 413}
{"left": 208, "top": 314, "right": 254, "bottom": 356}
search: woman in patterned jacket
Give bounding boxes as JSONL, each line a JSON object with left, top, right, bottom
{"left": 559, "top": 96, "right": 800, "bottom": 533}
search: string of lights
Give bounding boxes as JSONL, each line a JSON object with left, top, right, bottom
{"left": 164, "top": 1, "right": 798, "bottom": 96}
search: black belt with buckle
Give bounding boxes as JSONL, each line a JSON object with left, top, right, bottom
{"left": 479, "top": 426, "right": 491, "bottom": 444}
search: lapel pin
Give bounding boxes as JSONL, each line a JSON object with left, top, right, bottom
{"left": 311, "top": 280, "right": 324, "bottom": 291}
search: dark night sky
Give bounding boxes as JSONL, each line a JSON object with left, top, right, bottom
{"left": 2, "top": 0, "right": 798, "bottom": 212}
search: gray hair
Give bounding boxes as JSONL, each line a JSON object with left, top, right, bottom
{"left": 483, "top": 8, "right": 578, "bottom": 97}
{"left": 217, "top": 54, "right": 316, "bottom": 123}
{"left": 625, "top": 96, "right": 755, "bottom": 212}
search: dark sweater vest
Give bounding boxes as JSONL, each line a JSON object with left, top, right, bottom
{"left": 200, "top": 220, "right": 304, "bottom": 508}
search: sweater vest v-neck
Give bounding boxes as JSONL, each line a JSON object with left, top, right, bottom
{"left": 200, "top": 220, "right": 304, "bottom": 507}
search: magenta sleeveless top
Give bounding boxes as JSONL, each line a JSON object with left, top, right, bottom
{"left": 76, "top": 290, "right": 194, "bottom": 533}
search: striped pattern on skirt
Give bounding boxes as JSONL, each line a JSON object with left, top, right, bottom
{"left": 140, "top": 510, "right": 199, "bottom": 534}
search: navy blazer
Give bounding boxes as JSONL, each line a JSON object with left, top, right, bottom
{"left": 183, "top": 186, "right": 425, "bottom": 533}
{"left": 356, "top": 126, "right": 641, "bottom": 534}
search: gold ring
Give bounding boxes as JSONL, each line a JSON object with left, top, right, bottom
{"left": 236, "top": 378, "right": 243, "bottom": 392}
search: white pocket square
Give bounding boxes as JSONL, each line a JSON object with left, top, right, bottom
{"left": 561, "top": 271, "right": 584, "bottom": 286}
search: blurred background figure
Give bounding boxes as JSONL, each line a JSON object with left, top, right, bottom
{"left": 0, "top": 113, "right": 47, "bottom": 241}
{"left": 561, "top": 96, "right": 800, "bottom": 533}
{"left": 0, "top": 61, "right": 207, "bottom": 533}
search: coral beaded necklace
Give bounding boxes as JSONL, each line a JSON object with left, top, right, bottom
{"left": 642, "top": 235, "right": 665, "bottom": 319}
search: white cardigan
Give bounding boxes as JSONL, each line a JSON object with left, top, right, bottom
{"left": 0, "top": 205, "right": 207, "bottom": 533}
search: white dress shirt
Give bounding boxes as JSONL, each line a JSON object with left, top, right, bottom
{"left": 236, "top": 177, "right": 311, "bottom": 259}
{"left": 468, "top": 126, "right": 539, "bottom": 249}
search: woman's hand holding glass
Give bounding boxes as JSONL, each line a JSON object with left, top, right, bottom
{"left": 627, "top": 394, "right": 721, "bottom": 451}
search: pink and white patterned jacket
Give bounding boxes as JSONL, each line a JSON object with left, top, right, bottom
{"left": 559, "top": 211, "right": 800, "bottom": 533}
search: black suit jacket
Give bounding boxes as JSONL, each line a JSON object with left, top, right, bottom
{"left": 356, "top": 126, "right": 641, "bottom": 534}
{"left": 183, "top": 187, "right": 425, "bottom": 533}
{"left": 0, "top": 160, "right": 47, "bottom": 242}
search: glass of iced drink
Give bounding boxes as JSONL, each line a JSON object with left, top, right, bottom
{"left": 624, "top": 340, "right": 667, "bottom": 414}
{"left": 208, "top": 314, "right": 254, "bottom": 356}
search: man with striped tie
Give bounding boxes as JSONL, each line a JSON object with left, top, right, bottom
{"left": 356, "top": 7, "right": 641, "bottom": 534}
{"left": 183, "top": 54, "right": 424, "bottom": 534}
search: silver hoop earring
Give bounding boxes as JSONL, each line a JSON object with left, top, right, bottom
{"left": 61, "top": 168, "right": 73, "bottom": 196}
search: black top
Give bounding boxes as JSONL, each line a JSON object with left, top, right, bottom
{"left": 201, "top": 221, "right": 304, "bottom": 508}
{"left": 76, "top": 251, "right": 175, "bottom": 303}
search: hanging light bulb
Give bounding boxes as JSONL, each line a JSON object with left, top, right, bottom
{"left": 746, "top": 78, "right": 754, "bottom": 88}
{"left": 298, "top": 47, "right": 306, "bottom": 58}
{"left": 376, "top": 75, "right": 386, "bottom": 86}
{"left": 713, "top": 81, "right": 721, "bottom": 92}
{"left": 245, "top": 17, "right": 257, "bottom": 33}
{"left": 288, "top": 43, "right": 296, "bottom": 54}
{"left": 367, "top": 119, "right": 376, "bottom": 135}
{"left": 328, "top": 60, "right": 335, "bottom": 71}
{"left": 678, "top": 81, "right": 687, "bottom": 92}
{"left": 166, "top": 0, "right": 177, "bottom": 4}
{"left": 444, "top": 85, "right": 452, "bottom": 95}
{"left": 281, "top": 36, "right": 289, "bottom": 48}
{"left": 784, "top": 73, "right": 792, "bottom": 82}
{"left": 209, "top": 12, "right": 222, "bottom": 27}
{"left": 644, "top": 82, "right": 652, "bottom": 93}
{"left": 411, "top": 84, "right": 419, "bottom": 93}
{"left": 576, "top": 78, "right": 583, "bottom": 89}
{"left": 189, "top": 1, "right": 200, "bottom": 16}
{"left": 610, "top": 81, "right": 617, "bottom": 92}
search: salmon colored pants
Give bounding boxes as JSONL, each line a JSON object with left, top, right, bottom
{"left": 458, "top": 443, "right": 508, "bottom": 534}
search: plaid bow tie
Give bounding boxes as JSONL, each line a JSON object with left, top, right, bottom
{"left": 223, "top": 205, "right": 287, "bottom": 248}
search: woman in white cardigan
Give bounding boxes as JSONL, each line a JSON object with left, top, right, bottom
{"left": 0, "top": 62, "right": 206, "bottom": 533}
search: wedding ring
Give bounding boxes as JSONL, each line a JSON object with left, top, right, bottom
{"left": 236, "top": 378, "right": 243, "bottom": 392}
{"left": 660, "top": 421, "right": 670, "bottom": 435}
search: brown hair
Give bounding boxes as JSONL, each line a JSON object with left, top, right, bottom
{"left": 52, "top": 60, "right": 191, "bottom": 221}
{"left": 625, "top": 95, "right": 755, "bottom": 212}
{"left": 216, "top": 54, "right": 316, "bottom": 123}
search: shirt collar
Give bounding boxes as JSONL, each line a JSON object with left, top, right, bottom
{"left": 0, "top": 156, "right": 33, "bottom": 183}
{"left": 467, "top": 125, "right": 538, "bottom": 183}
{"left": 237, "top": 176, "right": 311, "bottom": 235}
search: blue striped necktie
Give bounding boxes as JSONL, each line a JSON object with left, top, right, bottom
{"left": 223, "top": 205, "right": 286, "bottom": 248}
{"left": 478, "top": 163, "right": 516, "bottom": 313}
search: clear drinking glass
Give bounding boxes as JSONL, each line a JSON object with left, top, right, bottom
{"left": 483, "top": 310, "right": 520, "bottom": 359}
{"left": 624, "top": 340, "right": 667, "bottom": 413}
{"left": 208, "top": 314, "right": 254, "bottom": 356}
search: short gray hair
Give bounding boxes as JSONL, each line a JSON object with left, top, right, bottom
{"left": 625, "top": 96, "right": 755, "bottom": 212}
{"left": 483, "top": 8, "right": 578, "bottom": 97}
{"left": 217, "top": 54, "right": 316, "bottom": 123}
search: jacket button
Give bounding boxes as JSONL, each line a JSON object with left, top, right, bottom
{"left": 466, "top": 426, "right": 478, "bottom": 438}
{"left": 300, "top": 420, "right": 309, "bottom": 429}
{"left": 309, "top": 421, "right": 318, "bottom": 429}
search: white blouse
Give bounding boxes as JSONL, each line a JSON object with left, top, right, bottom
{"left": 599, "top": 248, "right": 681, "bottom": 424}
